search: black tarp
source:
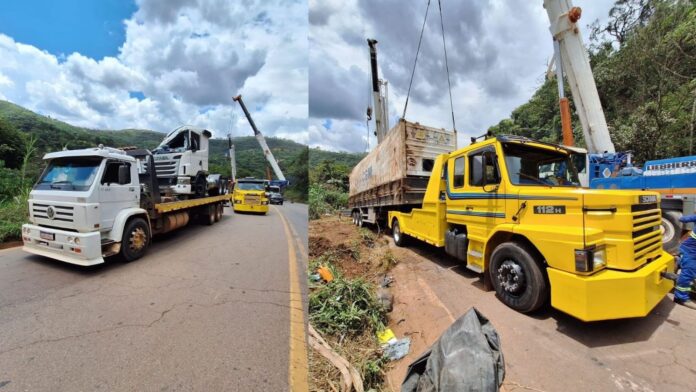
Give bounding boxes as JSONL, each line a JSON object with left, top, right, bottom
{"left": 402, "top": 307, "right": 505, "bottom": 392}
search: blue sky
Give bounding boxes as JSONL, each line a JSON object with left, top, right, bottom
{"left": 0, "top": 0, "right": 136, "bottom": 59}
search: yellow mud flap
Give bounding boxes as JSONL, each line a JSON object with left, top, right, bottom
{"left": 547, "top": 252, "right": 675, "bottom": 321}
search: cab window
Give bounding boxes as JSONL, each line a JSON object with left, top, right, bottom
{"left": 101, "top": 161, "right": 130, "bottom": 185}
{"left": 453, "top": 157, "right": 465, "bottom": 188}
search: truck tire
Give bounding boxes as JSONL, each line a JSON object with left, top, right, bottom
{"left": 121, "top": 217, "right": 150, "bottom": 262}
{"left": 352, "top": 211, "right": 358, "bottom": 225}
{"left": 214, "top": 203, "right": 222, "bottom": 222}
{"left": 489, "top": 242, "right": 548, "bottom": 314}
{"left": 661, "top": 210, "right": 682, "bottom": 253}
{"left": 392, "top": 219, "right": 407, "bottom": 247}
{"left": 194, "top": 173, "right": 207, "bottom": 198}
{"left": 203, "top": 204, "right": 215, "bottom": 225}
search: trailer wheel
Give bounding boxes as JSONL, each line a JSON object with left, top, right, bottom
{"left": 661, "top": 210, "right": 682, "bottom": 253}
{"left": 202, "top": 204, "right": 215, "bottom": 225}
{"left": 214, "top": 203, "right": 222, "bottom": 222}
{"left": 392, "top": 219, "right": 406, "bottom": 247}
{"left": 490, "top": 242, "right": 548, "bottom": 314}
{"left": 121, "top": 217, "right": 150, "bottom": 262}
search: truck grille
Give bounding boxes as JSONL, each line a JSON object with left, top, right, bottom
{"left": 32, "top": 203, "right": 74, "bottom": 222}
{"left": 631, "top": 203, "right": 662, "bottom": 263}
{"left": 244, "top": 195, "right": 261, "bottom": 205}
{"left": 153, "top": 159, "right": 178, "bottom": 177}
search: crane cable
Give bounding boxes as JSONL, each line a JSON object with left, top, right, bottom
{"left": 438, "top": 0, "right": 456, "bottom": 131}
{"left": 402, "top": 0, "right": 431, "bottom": 119}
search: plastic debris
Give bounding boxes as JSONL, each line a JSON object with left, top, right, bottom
{"left": 377, "top": 328, "right": 396, "bottom": 345}
{"left": 317, "top": 265, "right": 334, "bottom": 282}
{"left": 383, "top": 337, "right": 411, "bottom": 361}
{"left": 309, "top": 273, "right": 321, "bottom": 282}
{"left": 402, "top": 307, "right": 505, "bottom": 392}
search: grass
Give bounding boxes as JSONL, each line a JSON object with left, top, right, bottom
{"left": 0, "top": 188, "right": 29, "bottom": 242}
{"left": 309, "top": 261, "right": 386, "bottom": 337}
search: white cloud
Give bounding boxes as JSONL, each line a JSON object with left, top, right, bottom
{"left": 308, "top": 0, "right": 615, "bottom": 152}
{"left": 0, "top": 0, "right": 308, "bottom": 142}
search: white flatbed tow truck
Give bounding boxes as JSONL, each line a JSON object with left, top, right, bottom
{"left": 22, "top": 146, "right": 230, "bottom": 266}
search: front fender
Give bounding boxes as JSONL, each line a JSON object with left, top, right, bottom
{"left": 108, "top": 208, "right": 150, "bottom": 242}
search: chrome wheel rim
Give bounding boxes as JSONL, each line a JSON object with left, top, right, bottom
{"left": 661, "top": 217, "right": 675, "bottom": 243}
{"left": 497, "top": 259, "right": 526, "bottom": 295}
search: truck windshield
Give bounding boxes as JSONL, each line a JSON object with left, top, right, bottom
{"left": 236, "top": 182, "right": 265, "bottom": 191}
{"left": 35, "top": 157, "right": 102, "bottom": 191}
{"left": 502, "top": 143, "right": 580, "bottom": 187}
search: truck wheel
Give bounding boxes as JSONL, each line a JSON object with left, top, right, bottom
{"left": 489, "top": 242, "right": 548, "bottom": 313}
{"left": 202, "top": 205, "right": 215, "bottom": 225}
{"left": 194, "top": 173, "right": 207, "bottom": 198}
{"left": 661, "top": 210, "right": 682, "bottom": 253}
{"left": 392, "top": 219, "right": 407, "bottom": 247}
{"left": 121, "top": 217, "right": 150, "bottom": 262}
{"left": 352, "top": 211, "right": 357, "bottom": 225}
{"left": 214, "top": 203, "right": 222, "bottom": 222}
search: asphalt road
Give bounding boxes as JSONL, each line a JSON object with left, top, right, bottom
{"left": 384, "top": 239, "right": 696, "bottom": 392}
{"left": 0, "top": 203, "right": 308, "bottom": 391}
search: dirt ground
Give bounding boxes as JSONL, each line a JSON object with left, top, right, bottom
{"left": 384, "top": 236, "right": 696, "bottom": 392}
{"left": 311, "top": 216, "right": 696, "bottom": 392}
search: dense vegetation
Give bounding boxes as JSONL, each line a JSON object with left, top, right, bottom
{"left": 308, "top": 148, "right": 365, "bottom": 219}
{"left": 0, "top": 100, "right": 308, "bottom": 241}
{"left": 488, "top": 0, "right": 696, "bottom": 163}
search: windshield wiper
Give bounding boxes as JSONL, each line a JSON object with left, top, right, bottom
{"left": 517, "top": 172, "right": 550, "bottom": 186}
{"left": 49, "top": 181, "right": 76, "bottom": 190}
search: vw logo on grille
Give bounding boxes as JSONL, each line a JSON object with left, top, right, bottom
{"left": 46, "top": 206, "right": 55, "bottom": 220}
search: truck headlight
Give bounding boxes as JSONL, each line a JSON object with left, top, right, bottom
{"left": 575, "top": 247, "right": 606, "bottom": 272}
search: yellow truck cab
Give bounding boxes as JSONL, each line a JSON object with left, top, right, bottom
{"left": 388, "top": 135, "right": 675, "bottom": 321}
{"left": 232, "top": 178, "right": 269, "bottom": 214}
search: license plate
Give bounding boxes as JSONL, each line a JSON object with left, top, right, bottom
{"left": 39, "top": 231, "right": 55, "bottom": 241}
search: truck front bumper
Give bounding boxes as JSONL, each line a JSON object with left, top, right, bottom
{"left": 547, "top": 251, "right": 675, "bottom": 321}
{"left": 233, "top": 203, "right": 269, "bottom": 214}
{"left": 21, "top": 224, "right": 104, "bottom": 266}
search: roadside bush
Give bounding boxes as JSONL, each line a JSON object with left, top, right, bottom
{"left": 0, "top": 188, "right": 30, "bottom": 242}
{"left": 309, "top": 270, "right": 386, "bottom": 337}
{"left": 309, "top": 184, "right": 348, "bottom": 219}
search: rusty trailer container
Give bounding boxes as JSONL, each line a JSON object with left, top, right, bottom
{"left": 348, "top": 119, "right": 456, "bottom": 226}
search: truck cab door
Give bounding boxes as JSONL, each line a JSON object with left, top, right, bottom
{"left": 446, "top": 145, "right": 505, "bottom": 272}
{"left": 98, "top": 161, "right": 139, "bottom": 231}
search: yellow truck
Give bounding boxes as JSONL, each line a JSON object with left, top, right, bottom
{"left": 387, "top": 135, "right": 675, "bottom": 321}
{"left": 232, "top": 178, "right": 269, "bottom": 214}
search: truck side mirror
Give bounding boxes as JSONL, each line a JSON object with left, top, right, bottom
{"left": 118, "top": 165, "right": 130, "bottom": 185}
{"left": 482, "top": 151, "right": 499, "bottom": 193}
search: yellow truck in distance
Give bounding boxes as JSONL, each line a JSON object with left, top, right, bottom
{"left": 387, "top": 135, "right": 675, "bottom": 321}
{"left": 232, "top": 178, "right": 269, "bottom": 214}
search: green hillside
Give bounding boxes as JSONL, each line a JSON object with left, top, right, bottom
{"left": 0, "top": 100, "right": 308, "bottom": 241}
{"left": 308, "top": 147, "right": 365, "bottom": 169}
{"left": 0, "top": 99, "right": 306, "bottom": 179}
{"left": 488, "top": 0, "right": 695, "bottom": 163}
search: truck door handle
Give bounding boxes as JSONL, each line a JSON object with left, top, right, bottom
{"left": 465, "top": 206, "right": 474, "bottom": 210}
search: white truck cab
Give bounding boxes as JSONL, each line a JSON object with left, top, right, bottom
{"left": 22, "top": 146, "right": 145, "bottom": 266}
{"left": 152, "top": 126, "right": 211, "bottom": 197}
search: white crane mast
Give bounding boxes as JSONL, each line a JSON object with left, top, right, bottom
{"left": 233, "top": 95, "right": 286, "bottom": 182}
{"left": 544, "top": 0, "right": 615, "bottom": 153}
{"left": 368, "top": 39, "right": 389, "bottom": 144}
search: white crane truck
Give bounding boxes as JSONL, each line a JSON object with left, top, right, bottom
{"left": 21, "top": 146, "right": 229, "bottom": 266}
